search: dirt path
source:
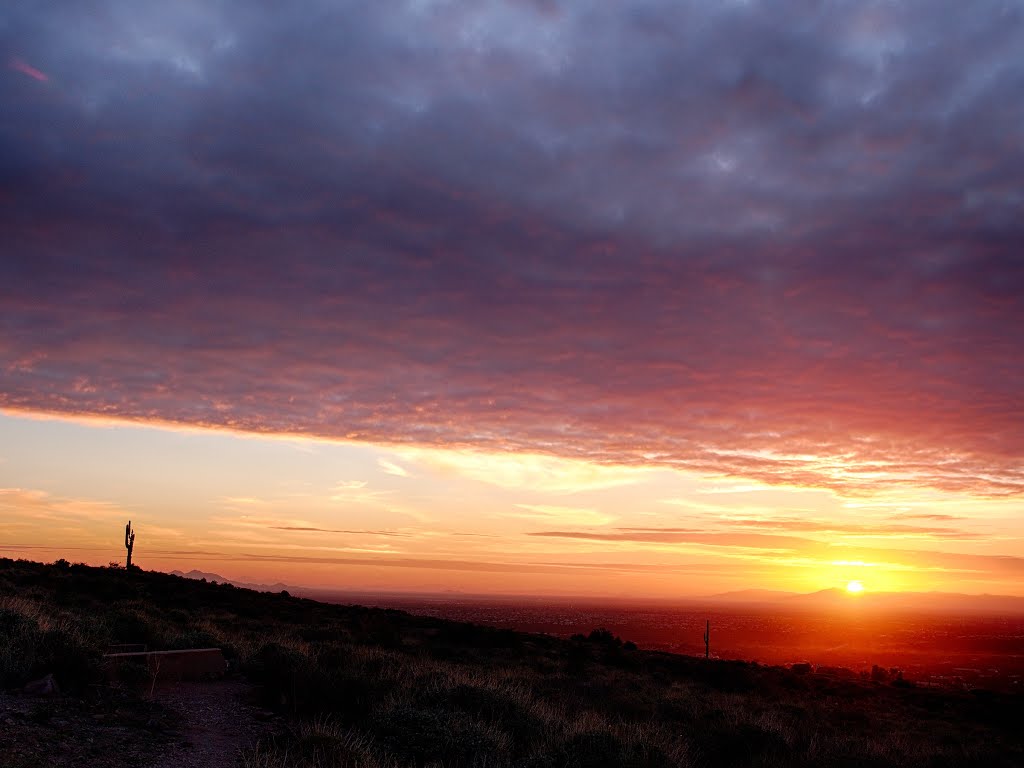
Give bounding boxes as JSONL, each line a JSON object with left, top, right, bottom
{"left": 147, "top": 679, "right": 277, "bottom": 768}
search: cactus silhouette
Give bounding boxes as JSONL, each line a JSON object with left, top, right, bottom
{"left": 124, "top": 521, "right": 136, "bottom": 569}
{"left": 704, "top": 620, "right": 710, "bottom": 659}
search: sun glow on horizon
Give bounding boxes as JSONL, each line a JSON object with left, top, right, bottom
{"left": 2, "top": 408, "right": 1024, "bottom": 597}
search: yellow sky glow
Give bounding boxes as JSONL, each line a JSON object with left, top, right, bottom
{"left": 1, "top": 409, "right": 1022, "bottom": 597}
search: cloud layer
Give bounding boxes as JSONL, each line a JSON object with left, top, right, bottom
{"left": 2, "top": 1, "right": 1023, "bottom": 494}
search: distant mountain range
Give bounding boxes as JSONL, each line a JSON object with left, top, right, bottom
{"left": 707, "top": 589, "right": 796, "bottom": 603}
{"left": 169, "top": 569, "right": 294, "bottom": 594}
{"left": 708, "top": 587, "right": 1024, "bottom": 614}
{"left": 165, "top": 571, "right": 1024, "bottom": 615}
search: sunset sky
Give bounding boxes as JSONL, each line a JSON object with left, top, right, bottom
{"left": 2, "top": 1, "right": 1023, "bottom": 597}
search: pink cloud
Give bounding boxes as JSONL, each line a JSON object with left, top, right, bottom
{"left": 2, "top": 1, "right": 1022, "bottom": 500}
{"left": 9, "top": 57, "right": 49, "bottom": 82}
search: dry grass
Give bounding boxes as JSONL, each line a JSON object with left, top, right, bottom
{"left": 1, "top": 558, "right": 1022, "bottom": 768}
{"left": 0, "top": 593, "right": 105, "bottom": 688}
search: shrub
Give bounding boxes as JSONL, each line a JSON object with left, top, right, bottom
{"left": 586, "top": 628, "right": 623, "bottom": 647}
{"left": 441, "top": 683, "right": 545, "bottom": 748}
{"left": 37, "top": 622, "right": 100, "bottom": 688}
{"left": 0, "top": 598, "right": 102, "bottom": 689}
{"left": 106, "top": 607, "right": 165, "bottom": 647}
{"left": 535, "top": 724, "right": 691, "bottom": 768}
{"left": 372, "top": 704, "right": 511, "bottom": 766}
{"left": 242, "top": 722, "right": 393, "bottom": 768}
{"left": 0, "top": 605, "right": 36, "bottom": 687}
{"left": 166, "top": 627, "right": 220, "bottom": 650}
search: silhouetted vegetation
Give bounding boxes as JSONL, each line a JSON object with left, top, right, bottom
{"left": 123, "top": 521, "right": 136, "bottom": 569}
{"left": 1, "top": 557, "right": 1023, "bottom": 767}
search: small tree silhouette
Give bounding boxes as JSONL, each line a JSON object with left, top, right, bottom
{"left": 124, "top": 521, "right": 136, "bottom": 569}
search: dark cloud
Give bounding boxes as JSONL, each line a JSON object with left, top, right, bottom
{"left": 2, "top": 1, "right": 1023, "bottom": 494}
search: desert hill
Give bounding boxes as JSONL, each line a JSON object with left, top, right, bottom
{"left": 2, "top": 557, "right": 1022, "bottom": 767}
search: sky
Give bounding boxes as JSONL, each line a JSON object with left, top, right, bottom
{"left": 2, "top": 1, "right": 1023, "bottom": 598}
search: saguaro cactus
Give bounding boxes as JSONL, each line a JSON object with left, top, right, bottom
{"left": 124, "top": 521, "right": 136, "bottom": 568}
{"left": 704, "top": 620, "right": 710, "bottom": 659}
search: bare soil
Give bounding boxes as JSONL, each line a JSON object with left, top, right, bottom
{"left": 0, "top": 679, "right": 278, "bottom": 768}
{"left": 148, "top": 679, "right": 278, "bottom": 768}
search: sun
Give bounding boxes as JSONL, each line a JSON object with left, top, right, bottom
{"left": 846, "top": 580, "right": 865, "bottom": 594}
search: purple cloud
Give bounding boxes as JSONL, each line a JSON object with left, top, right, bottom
{"left": 2, "top": 2, "right": 1022, "bottom": 494}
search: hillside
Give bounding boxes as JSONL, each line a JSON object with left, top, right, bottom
{"left": 1, "top": 558, "right": 1022, "bottom": 768}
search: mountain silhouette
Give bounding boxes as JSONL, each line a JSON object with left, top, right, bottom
{"left": 169, "top": 569, "right": 293, "bottom": 594}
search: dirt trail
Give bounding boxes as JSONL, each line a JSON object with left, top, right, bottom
{"left": 147, "top": 679, "right": 275, "bottom": 768}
